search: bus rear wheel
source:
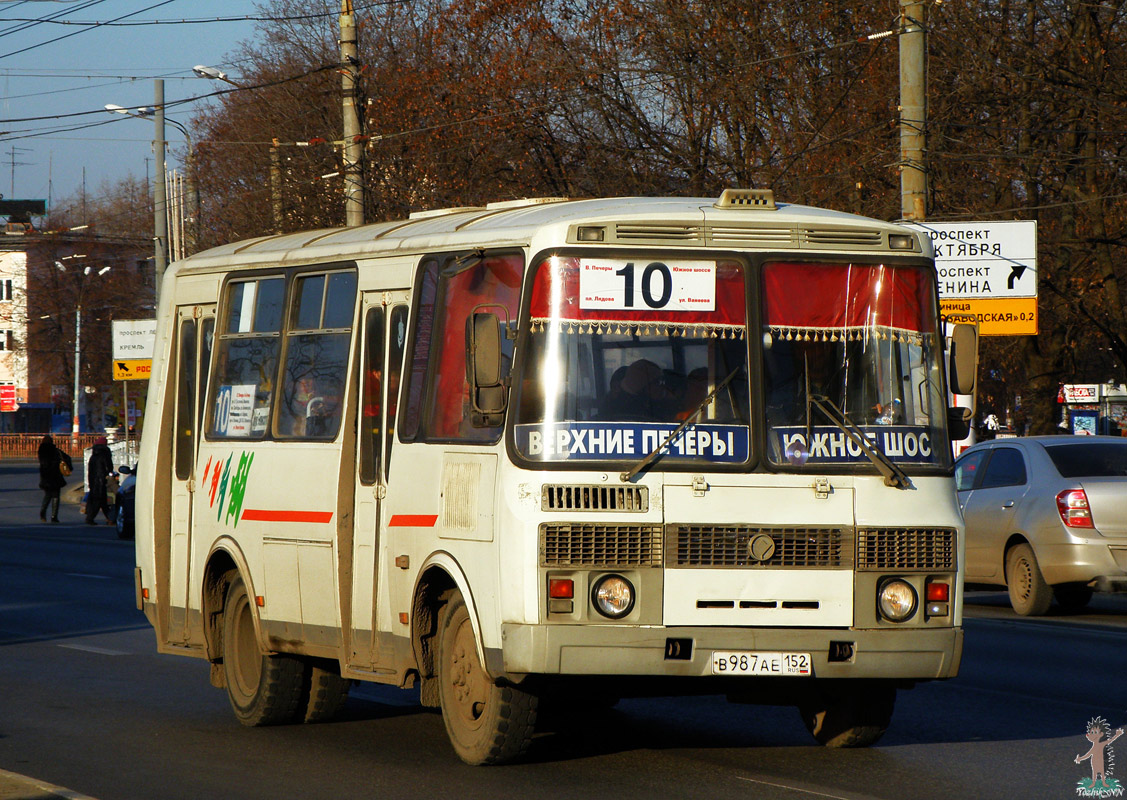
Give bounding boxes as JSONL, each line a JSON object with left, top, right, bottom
{"left": 436, "top": 591, "right": 537, "bottom": 765}
{"left": 301, "top": 660, "right": 351, "bottom": 723}
{"left": 222, "top": 576, "right": 304, "bottom": 726}
{"left": 798, "top": 682, "right": 896, "bottom": 748}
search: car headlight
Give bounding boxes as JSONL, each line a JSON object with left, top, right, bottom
{"left": 591, "top": 574, "right": 635, "bottom": 619}
{"left": 878, "top": 579, "right": 917, "bottom": 622}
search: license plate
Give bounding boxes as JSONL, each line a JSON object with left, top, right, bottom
{"left": 711, "top": 650, "right": 812, "bottom": 676}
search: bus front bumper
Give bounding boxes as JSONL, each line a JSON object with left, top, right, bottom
{"left": 498, "top": 623, "right": 962, "bottom": 681}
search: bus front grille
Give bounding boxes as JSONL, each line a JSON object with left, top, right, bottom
{"left": 541, "top": 484, "right": 649, "bottom": 512}
{"left": 856, "top": 528, "right": 957, "bottom": 571}
{"left": 540, "top": 523, "right": 663, "bottom": 567}
{"left": 665, "top": 526, "right": 850, "bottom": 569}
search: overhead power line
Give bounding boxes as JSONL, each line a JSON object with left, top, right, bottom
{"left": 0, "top": 0, "right": 409, "bottom": 27}
{"left": 0, "top": 0, "right": 176, "bottom": 60}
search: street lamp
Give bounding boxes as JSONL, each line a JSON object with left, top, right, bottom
{"left": 192, "top": 64, "right": 239, "bottom": 86}
{"left": 52, "top": 260, "right": 111, "bottom": 447}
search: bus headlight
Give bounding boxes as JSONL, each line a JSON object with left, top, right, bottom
{"left": 592, "top": 574, "right": 635, "bottom": 619}
{"left": 878, "top": 579, "right": 917, "bottom": 622}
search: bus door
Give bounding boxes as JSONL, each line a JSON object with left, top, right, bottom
{"left": 169, "top": 304, "right": 215, "bottom": 643}
{"left": 350, "top": 292, "right": 409, "bottom": 666}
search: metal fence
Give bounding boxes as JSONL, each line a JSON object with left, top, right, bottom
{"left": 0, "top": 433, "right": 139, "bottom": 464}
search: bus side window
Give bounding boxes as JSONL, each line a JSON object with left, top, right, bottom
{"left": 359, "top": 306, "right": 384, "bottom": 485}
{"left": 210, "top": 277, "right": 285, "bottom": 439}
{"left": 424, "top": 253, "right": 522, "bottom": 441}
{"left": 277, "top": 270, "right": 357, "bottom": 439}
{"left": 174, "top": 319, "right": 197, "bottom": 480}
{"left": 385, "top": 304, "right": 407, "bottom": 477}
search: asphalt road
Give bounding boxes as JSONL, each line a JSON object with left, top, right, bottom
{"left": 2, "top": 459, "right": 1125, "bottom": 800}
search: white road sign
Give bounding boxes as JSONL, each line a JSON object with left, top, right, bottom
{"left": 902, "top": 220, "right": 1037, "bottom": 299}
{"left": 112, "top": 319, "right": 158, "bottom": 360}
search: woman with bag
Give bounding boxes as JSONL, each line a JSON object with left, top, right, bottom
{"left": 37, "top": 435, "right": 73, "bottom": 523}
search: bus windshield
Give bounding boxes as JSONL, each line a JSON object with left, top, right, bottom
{"left": 513, "top": 255, "right": 750, "bottom": 465}
{"left": 762, "top": 261, "right": 950, "bottom": 470}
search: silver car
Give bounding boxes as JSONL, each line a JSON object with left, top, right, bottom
{"left": 955, "top": 435, "right": 1127, "bottom": 615}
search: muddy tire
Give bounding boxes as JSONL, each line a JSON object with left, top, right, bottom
{"left": 222, "top": 577, "right": 304, "bottom": 726}
{"left": 798, "top": 682, "right": 896, "bottom": 748}
{"left": 1053, "top": 584, "right": 1093, "bottom": 613}
{"left": 1006, "top": 543, "right": 1052, "bottom": 616}
{"left": 301, "top": 660, "right": 351, "bottom": 723}
{"left": 437, "top": 591, "right": 537, "bottom": 765}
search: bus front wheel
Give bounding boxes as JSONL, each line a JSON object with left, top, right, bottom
{"left": 798, "top": 681, "right": 896, "bottom": 748}
{"left": 221, "top": 576, "right": 305, "bottom": 726}
{"left": 436, "top": 591, "right": 537, "bottom": 765}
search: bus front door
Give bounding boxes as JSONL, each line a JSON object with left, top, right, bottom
{"left": 350, "top": 292, "right": 409, "bottom": 666}
{"left": 169, "top": 305, "right": 215, "bottom": 645}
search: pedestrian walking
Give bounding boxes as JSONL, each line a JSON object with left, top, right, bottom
{"left": 37, "top": 435, "right": 73, "bottom": 523}
{"left": 85, "top": 436, "right": 115, "bottom": 525}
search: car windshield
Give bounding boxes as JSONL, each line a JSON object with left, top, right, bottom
{"left": 512, "top": 255, "right": 750, "bottom": 465}
{"left": 1045, "top": 441, "right": 1127, "bottom": 478}
{"left": 761, "top": 261, "right": 950, "bottom": 470}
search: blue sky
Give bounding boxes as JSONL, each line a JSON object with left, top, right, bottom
{"left": 0, "top": 0, "right": 260, "bottom": 209}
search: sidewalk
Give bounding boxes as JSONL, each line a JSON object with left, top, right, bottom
{"left": 0, "top": 769, "right": 97, "bottom": 800}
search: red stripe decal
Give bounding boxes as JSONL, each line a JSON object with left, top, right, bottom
{"left": 388, "top": 514, "right": 439, "bottom": 527}
{"left": 241, "top": 509, "right": 334, "bottom": 524}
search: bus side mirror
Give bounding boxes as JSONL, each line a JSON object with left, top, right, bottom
{"left": 947, "top": 406, "right": 973, "bottom": 440}
{"left": 949, "top": 323, "right": 978, "bottom": 396}
{"left": 467, "top": 311, "right": 507, "bottom": 427}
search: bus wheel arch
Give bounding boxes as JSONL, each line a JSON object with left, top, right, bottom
{"left": 201, "top": 541, "right": 256, "bottom": 667}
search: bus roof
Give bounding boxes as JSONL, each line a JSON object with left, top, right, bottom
{"left": 173, "top": 192, "right": 929, "bottom": 275}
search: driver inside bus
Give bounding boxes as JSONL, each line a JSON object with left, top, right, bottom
{"left": 600, "top": 358, "right": 674, "bottom": 421}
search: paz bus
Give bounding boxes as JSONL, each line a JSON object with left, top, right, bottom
{"left": 134, "top": 189, "right": 978, "bottom": 764}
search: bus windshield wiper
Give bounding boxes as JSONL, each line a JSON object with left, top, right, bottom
{"left": 620, "top": 366, "right": 742, "bottom": 483}
{"left": 806, "top": 393, "right": 913, "bottom": 490}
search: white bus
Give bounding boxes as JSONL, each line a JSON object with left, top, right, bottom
{"left": 135, "top": 190, "right": 977, "bottom": 764}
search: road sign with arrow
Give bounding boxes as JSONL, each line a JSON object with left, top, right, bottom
{"left": 901, "top": 220, "right": 1038, "bottom": 335}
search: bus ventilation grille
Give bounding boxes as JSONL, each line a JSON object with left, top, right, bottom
{"left": 665, "top": 526, "right": 849, "bottom": 569}
{"left": 540, "top": 524, "right": 663, "bottom": 567}
{"left": 541, "top": 484, "right": 649, "bottom": 512}
{"left": 856, "top": 528, "right": 957, "bottom": 571}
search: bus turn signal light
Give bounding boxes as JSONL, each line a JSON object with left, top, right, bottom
{"left": 926, "top": 582, "right": 949, "bottom": 603}
{"left": 549, "top": 578, "right": 574, "bottom": 599}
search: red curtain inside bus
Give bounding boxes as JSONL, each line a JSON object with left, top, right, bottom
{"left": 762, "top": 262, "right": 934, "bottom": 339}
{"left": 529, "top": 256, "right": 746, "bottom": 333}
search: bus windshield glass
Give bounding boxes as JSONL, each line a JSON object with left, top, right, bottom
{"left": 762, "top": 261, "right": 950, "bottom": 470}
{"left": 513, "top": 255, "right": 750, "bottom": 465}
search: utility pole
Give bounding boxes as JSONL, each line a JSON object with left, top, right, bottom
{"left": 154, "top": 79, "right": 168, "bottom": 301}
{"left": 899, "top": 0, "right": 927, "bottom": 221}
{"left": 270, "top": 141, "right": 283, "bottom": 234}
{"left": 340, "top": 0, "right": 364, "bottom": 226}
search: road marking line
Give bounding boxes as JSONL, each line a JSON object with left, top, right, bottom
{"left": 58, "top": 643, "right": 129, "bottom": 656}
{"left": 736, "top": 776, "right": 852, "bottom": 799}
{"left": 64, "top": 573, "right": 110, "bottom": 580}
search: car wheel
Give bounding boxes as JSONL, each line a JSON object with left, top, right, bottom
{"left": 1006, "top": 543, "right": 1052, "bottom": 616}
{"left": 115, "top": 506, "right": 129, "bottom": 539}
{"left": 1053, "top": 584, "right": 1093, "bottom": 612}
